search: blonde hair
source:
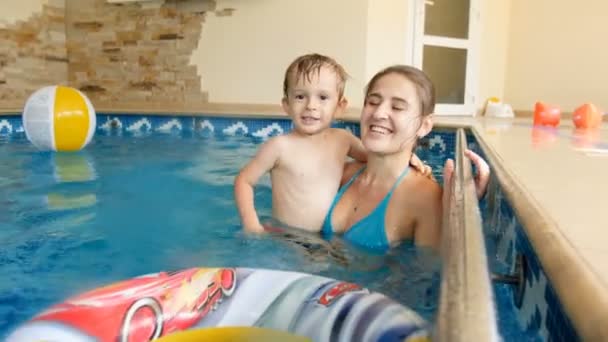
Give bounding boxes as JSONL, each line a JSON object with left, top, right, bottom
{"left": 283, "top": 53, "right": 348, "bottom": 99}
{"left": 365, "top": 65, "right": 435, "bottom": 117}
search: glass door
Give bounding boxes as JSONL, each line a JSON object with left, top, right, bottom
{"left": 411, "top": 0, "right": 480, "bottom": 115}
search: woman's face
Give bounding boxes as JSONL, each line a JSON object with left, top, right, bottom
{"left": 361, "top": 73, "right": 430, "bottom": 155}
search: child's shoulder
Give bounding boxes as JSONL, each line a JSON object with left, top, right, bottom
{"left": 327, "top": 127, "right": 352, "bottom": 135}
{"left": 326, "top": 127, "right": 356, "bottom": 141}
{"left": 259, "top": 132, "right": 303, "bottom": 155}
{"left": 259, "top": 133, "right": 289, "bottom": 150}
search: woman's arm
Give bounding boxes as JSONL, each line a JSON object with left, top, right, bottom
{"left": 411, "top": 180, "right": 443, "bottom": 248}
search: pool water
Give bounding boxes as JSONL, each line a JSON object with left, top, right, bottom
{"left": 0, "top": 131, "right": 444, "bottom": 337}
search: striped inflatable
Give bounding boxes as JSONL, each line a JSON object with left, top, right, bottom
{"left": 6, "top": 268, "right": 429, "bottom": 342}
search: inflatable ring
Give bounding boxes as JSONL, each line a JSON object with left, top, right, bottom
{"left": 156, "top": 326, "right": 310, "bottom": 341}
{"left": 6, "top": 268, "right": 429, "bottom": 342}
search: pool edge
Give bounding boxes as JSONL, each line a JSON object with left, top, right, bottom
{"left": 469, "top": 124, "right": 608, "bottom": 341}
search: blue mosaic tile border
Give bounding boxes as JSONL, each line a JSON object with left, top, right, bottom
{"left": 2, "top": 114, "right": 368, "bottom": 141}
{"left": 0, "top": 116, "right": 24, "bottom": 135}
{"left": 2, "top": 113, "right": 452, "bottom": 171}
{"left": 484, "top": 166, "right": 580, "bottom": 341}
{"left": 420, "top": 129, "right": 455, "bottom": 156}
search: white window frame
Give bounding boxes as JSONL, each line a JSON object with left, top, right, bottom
{"left": 407, "top": 0, "right": 481, "bottom": 116}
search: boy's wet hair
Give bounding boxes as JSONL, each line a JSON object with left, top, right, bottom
{"left": 365, "top": 65, "right": 436, "bottom": 117}
{"left": 283, "top": 53, "right": 349, "bottom": 99}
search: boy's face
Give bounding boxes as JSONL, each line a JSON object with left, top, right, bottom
{"left": 282, "top": 66, "right": 346, "bottom": 136}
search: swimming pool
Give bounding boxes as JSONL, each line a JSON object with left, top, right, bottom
{"left": 0, "top": 115, "right": 445, "bottom": 339}
{"left": 0, "top": 114, "right": 576, "bottom": 340}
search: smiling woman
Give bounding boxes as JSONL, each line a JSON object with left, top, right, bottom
{"left": 322, "top": 65, "right": 489, "bottom": 252}
{"left": 322, "top": 65, "right": 443, "bottom": 251}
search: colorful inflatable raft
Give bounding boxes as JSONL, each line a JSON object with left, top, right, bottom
{"left": 7, "top": 267, "right": 429, "bottom": 342}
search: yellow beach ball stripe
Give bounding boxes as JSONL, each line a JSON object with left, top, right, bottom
{"left": 53, "top": 86, "right": 90, "bottom": 151}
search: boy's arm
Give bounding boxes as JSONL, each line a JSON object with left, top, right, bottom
{"left": 234, "top": 138, "right": 282, "bottom": 233}
{"left": 410, "top": 153, "right": 433, "bottom": 178}
{"left": 345, "top": 131, "right": 367, "bottom": 162}
{"left": 340, "top": 161, "right": 366, "bottom": 185}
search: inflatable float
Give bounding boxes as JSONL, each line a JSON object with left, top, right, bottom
{"left": 7, "top": 267, "right": 429, "bottom": 342}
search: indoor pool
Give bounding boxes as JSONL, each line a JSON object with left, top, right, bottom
{"left": 0, "top": 128, "right": 445, "bottom": 338}
{"left": 0, "top": 114, "right": 561, "bottom": 341}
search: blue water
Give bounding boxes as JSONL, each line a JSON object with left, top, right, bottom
{"left": 0, "top": 132, "right": 443, "bottom": 338}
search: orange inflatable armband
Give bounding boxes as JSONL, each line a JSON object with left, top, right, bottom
{"left": 533, "top": 102, "right": 561, "bottom": 127}
{"left": 572, "top": 103, "right": 603, "bottom": 129}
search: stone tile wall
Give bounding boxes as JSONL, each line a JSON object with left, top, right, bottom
{"left": 0, "top": 0, "right": 68, "bottom": 108}
{"left": 66, "top": 0, "right": 214, "bottom": 105}
{"left": 0, "top": 0, "right": 219, "bottom": 109}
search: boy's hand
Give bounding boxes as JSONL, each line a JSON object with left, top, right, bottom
{"left": 245, "top": 222, "right": 266, "bottom": 234}
{"left": 410, "top": 153, "right": 433, "bottom": 179}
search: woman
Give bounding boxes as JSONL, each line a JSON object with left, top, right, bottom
{"left": 322, "top": 65, "right": 489, "bottom": 251}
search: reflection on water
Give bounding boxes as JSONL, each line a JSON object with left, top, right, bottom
{"left": 571, "top": 128, "right": 601, "bottom": 149}
{"left": 47, "top": 152, "right": 98, "bottom": 212}
{"left": 52, "top": 152, "right": 97, "bottom": 183}
{"left": 250, "top": 218, "right": 442, "bottom": 320}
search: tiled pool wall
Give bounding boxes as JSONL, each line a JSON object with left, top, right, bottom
{"left": 0, "top": 114, "right": 578, "bottom": 340}
{"left": 0, "top": 114, "right": 454, "bottom": 157}
{"left": 468, "top": 137, "right": 579, "bottom": 342}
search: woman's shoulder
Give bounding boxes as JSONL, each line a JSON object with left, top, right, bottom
{"left": 398, "top": 168, "right": 442, "bottom": 205}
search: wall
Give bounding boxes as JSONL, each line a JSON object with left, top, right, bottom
{"left": 364, "top": 0, "right": 513, "bottom": 114}
{"left": 7, "top": 0, "right": 601, "bottom": 116}
{"left": 478, "top": 0, "right": 511, "bottom": 110}
{"left": 0, "top": 0, "right": 68, "bottom": 108}
{"left": 364, "top": 0, "right": 410, "bottom": 89}
{"left": 192, "top": 0, "right": 369, "bottom": 108}
{"left": 65, "top": 0, "right": 214, "bottom": 106}
{"left": 0, "top": 0, "right": 47, "bottom": 27}
{"left": 505, "top": 0, "right": 608, "bottom": 112}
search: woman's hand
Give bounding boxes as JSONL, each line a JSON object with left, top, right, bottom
{"left": 442, "top": 149, "right": 490, "bottom": 200}
{"left": 465, "top": 149, "right": 490, "bottom": 199}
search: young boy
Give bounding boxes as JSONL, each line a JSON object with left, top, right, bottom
{"left": 234, "top": 54, "right": 427, "bottom": 233}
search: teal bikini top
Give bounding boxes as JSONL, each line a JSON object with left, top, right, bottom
{"left": 321, "top": 166, "right": 411, "bottom": 251}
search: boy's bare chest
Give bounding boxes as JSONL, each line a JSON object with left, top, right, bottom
{"left": 276, "top": 141, "right": 346, "bottom": 180}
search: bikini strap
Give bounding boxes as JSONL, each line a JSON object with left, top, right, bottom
{"left": 387, "top": 166, "right": 411, "bottom": 194}
{"left": 342, "top": 166, "right": 366, "bottom": 190}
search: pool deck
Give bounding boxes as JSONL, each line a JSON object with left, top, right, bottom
{"left": 2, "top": 106, "right": 608, "bottom": 338}
{"left": 440, "top": 116, "right": 608, "bottom": 341}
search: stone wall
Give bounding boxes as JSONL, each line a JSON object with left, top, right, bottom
{"left": 0, "top": 1, "right": 68, "bottom": 108}
{"left": 66, "top": 0, "right": 214, "bottom": 106}
{"left": 0, "top": 0, "right": 218, "bottom": 110}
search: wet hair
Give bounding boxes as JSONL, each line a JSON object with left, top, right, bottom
{"left": 283, "top": 53, "right": 349, "bottom": 99}
{"left": 364, "top": 65, "right": 435, "bottom": 117}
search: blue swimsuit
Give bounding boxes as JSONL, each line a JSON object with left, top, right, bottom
{"left": 321, "top": 166, "right": 411, "bottom": 251}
